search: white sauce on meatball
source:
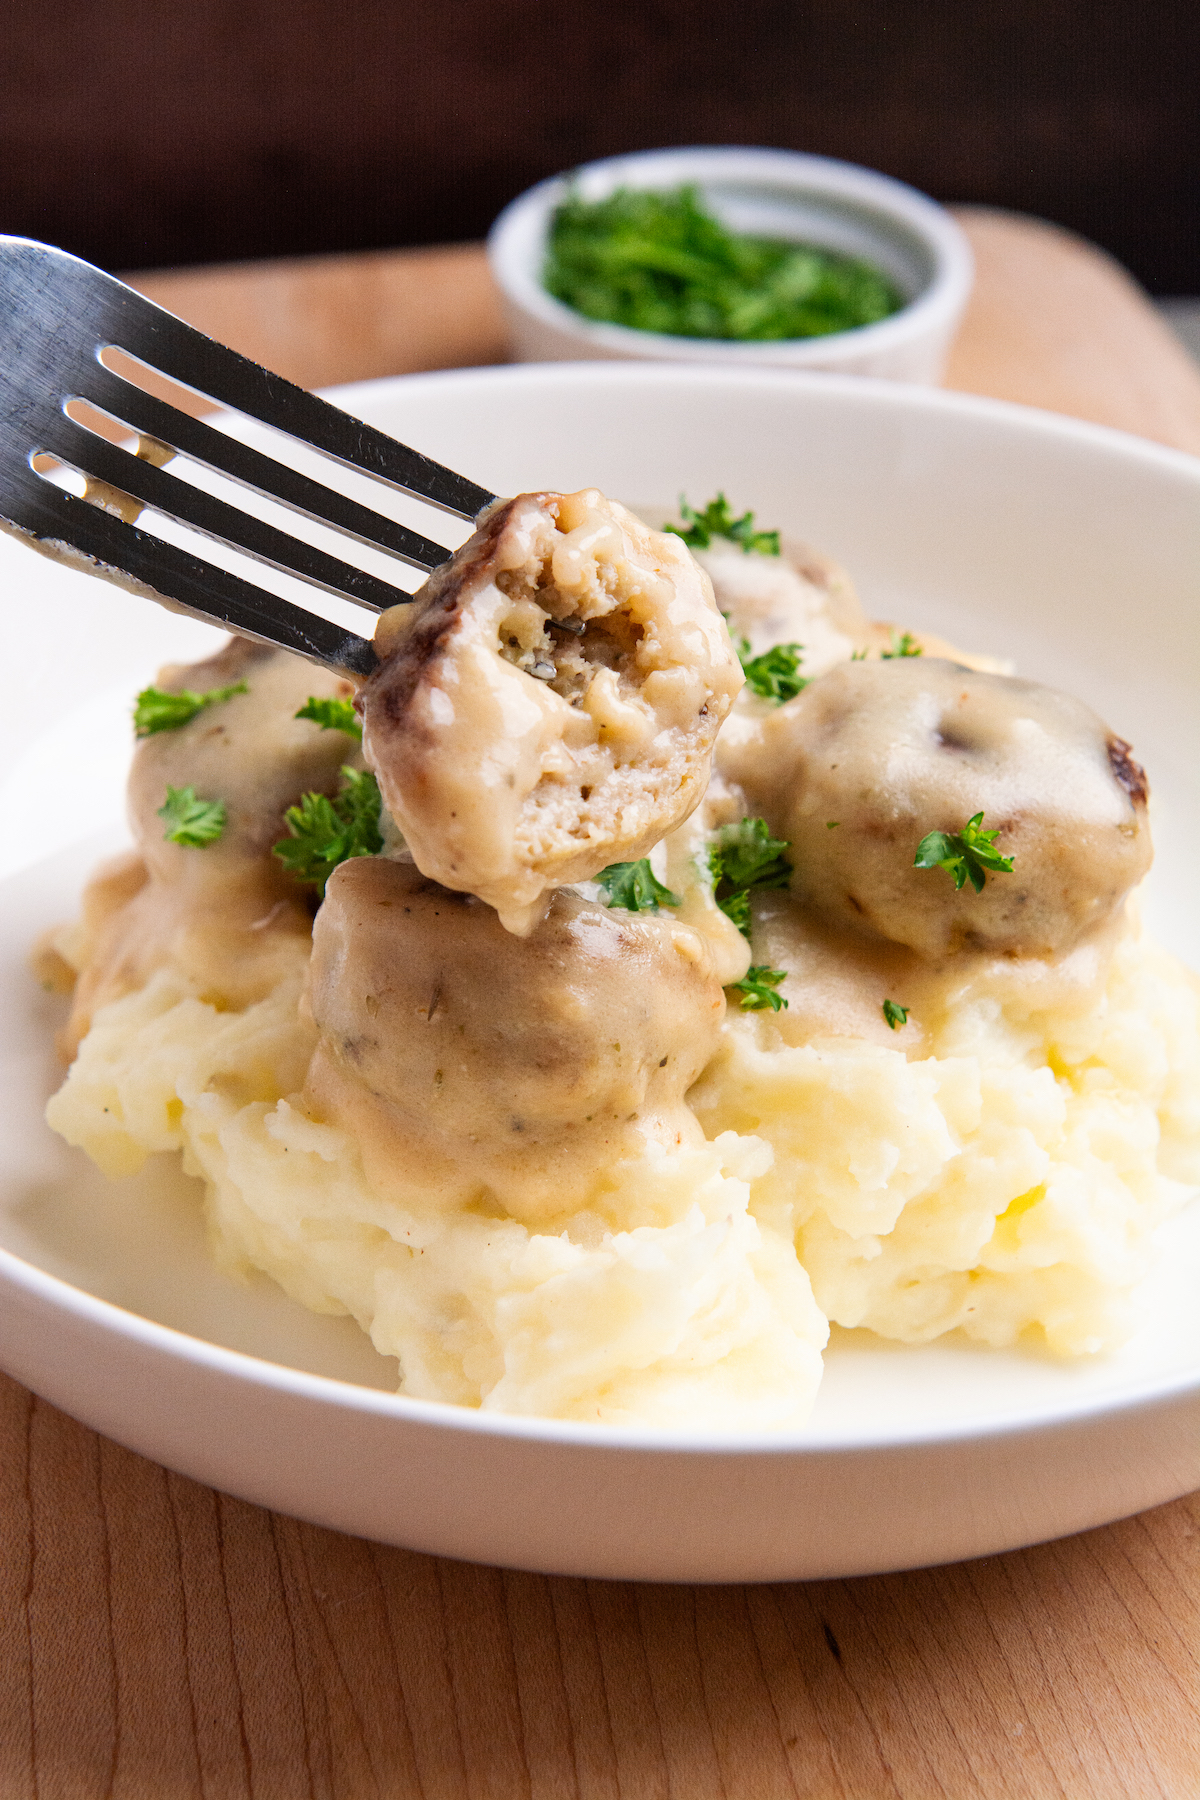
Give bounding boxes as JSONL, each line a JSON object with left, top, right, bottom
{"left": 360, "top": 489, "right": 743, "bottom": 935}
{"left": 720, "top": 655, "right": 1151, "bottom": 962}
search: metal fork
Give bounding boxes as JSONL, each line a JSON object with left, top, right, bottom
{"left": 0, "top": 237, "right": 498, "bottom": 676}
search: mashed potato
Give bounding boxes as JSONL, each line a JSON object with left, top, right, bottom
{"left": 691, "top": 924, "right": 1200, "bottom": 1355}
{"left": 42, "top": 508, "right": 1200, "bottom": 1431}
{"left": 48, "top": 963, "right": 827, "bottom": 1427}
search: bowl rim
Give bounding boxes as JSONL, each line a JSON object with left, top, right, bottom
{"left": 7, "top": 358, "right": 1200, "bottom": 1465}
{"left": 7, "top": 1199, "right": 1200, "bottom": 1459}
{"left": 486, "top": 144, "right": 975, "bottom": 362}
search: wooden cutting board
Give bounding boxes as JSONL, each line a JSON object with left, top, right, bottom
{"left": 126, "top": 206, "right": 1200, "bottom": 454}
{"left": 4, "top": 208, "right": 1200, "bottom": 1799}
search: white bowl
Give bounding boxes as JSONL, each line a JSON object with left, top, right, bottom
{"left": 2, "top": 364, "right": 1199, "bottom": 1583}
{"left": 488, "top": 146, "right": 974, "bottom": 382}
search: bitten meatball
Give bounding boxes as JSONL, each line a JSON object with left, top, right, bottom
{"left": 721, "top": 656, "right": 1152, "bottom": 960}
{"left": 359, "top": 489, "right": 743, "bottom": 934}
{"left": 304, "top": 854, "right": 727, "bottom": 1219}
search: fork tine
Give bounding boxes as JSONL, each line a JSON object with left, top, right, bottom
{"left": 2, "top": 239, "right": 497, "bottom": 521}
{"left": 82, "top": 360, "right": 458, "bottom": 574}
{"left": 42, "top": 410, "right": 411, "bottom": 614}
{"left": 0, "top": 236, "right": 508, "bottom": 673}
{"left": 0, "top": 451, "right": 378, "bottom": 677}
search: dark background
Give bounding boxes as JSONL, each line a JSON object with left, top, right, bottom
{"left": 3, "top": 0, "right": 1197, "bottom": 291}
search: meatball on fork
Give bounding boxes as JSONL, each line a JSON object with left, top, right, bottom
{"left": 360, "top": 489, "right": 743, "bottom": 933}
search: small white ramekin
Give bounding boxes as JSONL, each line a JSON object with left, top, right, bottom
{"left": 488, "top": 146, "right": 974, "bottom": 383}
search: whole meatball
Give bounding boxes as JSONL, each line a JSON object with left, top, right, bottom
{"left": 128, "top": 636, "right": 357, "bottom": 906}
{"left": 723, "top": 657, "right": 1151, "bottom": 960}
{"left": 359, "top": 489, "right": 743, "bottom": 935}
{"left": 697, "top": 533, "right": 865, "bottom": 682}
{"left": 305, "top": 855, "right": 726, "bottom": 1218}
{"left": 63, "top": 639, "right": 357, "bottom": 1051}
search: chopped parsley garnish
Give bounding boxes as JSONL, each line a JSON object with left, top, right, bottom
{"left": 709, "top": 818, "right": 791, "bottom": 939}
{"left": 730, "top": 966, "right": 789, "bottom": 1012}
{"left": 273, "top": 767, "right": 383, "bottom": 896}
{"left": 736, "top": 637, "right": 806, "bottom": 704}
{"left": 914, "top": 812, "right": 1015, "bottom": 893}
{"left": 717, "top": 889, "right": 755, "bottom": 936}
{"left": 158, "top": 785, "right": 227, "bottom": 846}
{"left": 596, "top": 859, "right": 680, "bottom": 912}
{"left": 134, "top": 680, "right": 247, "bottom": 736}
{"left": 295, "top": 695, "right": 362, "bottom": 740}
{"left": 543, "top": 185, "right": 903, "bottom": 342}
{"left": 668, "top": 492, "right": 780, "bottom": 556}
{"left": 881, "top": 631, "right": 923, "bottom": 659}
{"left": 882, "top": 999, "right": 910, "bottom": 1030}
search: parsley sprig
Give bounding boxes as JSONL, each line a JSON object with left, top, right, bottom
{"left": 730, "top": 966, "right": 789, "bottom": 1012}
{"left": 881, "top": 631, "right": 923, "bottom": 659}
{"left": 134, "top": 680, "right": 247, "bottom": 736}
{"left": 882, "top": 999, "right": 910, "bottom": 1030}
{"left": 295, "top": 695, "right": 362, "bottom": 740}
{"left": 667, "top": 492, "right": 780, "bottom": 556}
{"left": 596, "top": 860, "right": 680, "bottom": 912}
{"left": 273, "top": 768, "right": 383, "bottom": 896}
{"left": 158, "top": 785, "right": 227, "bottom": 846}
{"left": 709, "top": 818, "right": 791, "bottom": 939}
{"left": 914, "top": 812, "right": 1014, "bottom": 893}
{"left": 735, "top": 636, "right": 806, "bottom": 704}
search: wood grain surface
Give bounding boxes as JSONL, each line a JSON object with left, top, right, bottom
{"left": 127, "top": 208, "right": 1200, "bottom": 456}
{"left": 6, "top": 208, "right": 1200, "bottom": 1799}
{"left": 944, "top": 210, "right": 1200, "bottom": 454}
{"left": 130, "top": 241, "right": 510, "bottom": 395}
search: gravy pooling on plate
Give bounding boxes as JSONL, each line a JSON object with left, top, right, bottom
{"left": 41, "top": 492, "right": 1200, "bottom": 1429}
